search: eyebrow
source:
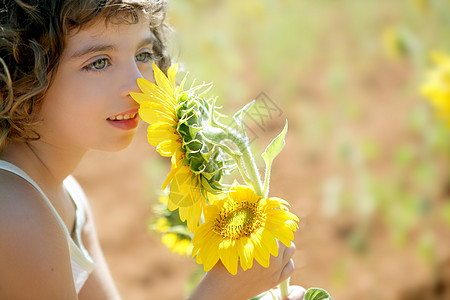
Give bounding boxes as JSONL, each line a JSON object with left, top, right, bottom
{"left": 69, "top": 44, "right": 115, "bottom": 60}
{"left": 68, "top": 37, "right": 154, "bottom": 60}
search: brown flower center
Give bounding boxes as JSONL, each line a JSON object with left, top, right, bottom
{"left": 213, "top": 200, "right": 265, "bottom": 240}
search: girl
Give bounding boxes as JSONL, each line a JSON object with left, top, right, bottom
{"left": 0, "top": 0, "right": 304, "bottom": 299}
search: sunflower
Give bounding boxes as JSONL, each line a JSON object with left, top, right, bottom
{"left": 421, "top": 52, "right": 450, "bottom": 126}
{"left": 161, "top": 233, "right": 193, "bottom": 257}
{"left": 158, "top": 141, "right": 208, "bottom": 232}
{"left": 191, "top": 184, "right": 299, "bottom": 275}
{"left": 130, "top": 63, "right": 181, "bottom": 157}
{"left": 166, "top": 157, "right": 208, "bottom": 232}
{"left": 131, "top": 63, "right": 224, "bottom": 232}
{"left": 149, "top": 195, "right": 193, "bottom": 256}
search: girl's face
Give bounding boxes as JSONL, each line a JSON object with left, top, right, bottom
{"left": 37, "top": 14, "right": 155, "bottom": 153}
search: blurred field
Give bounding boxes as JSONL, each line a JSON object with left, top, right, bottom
{"left": 74, "top": 1, "right": 450, "bottom": 299}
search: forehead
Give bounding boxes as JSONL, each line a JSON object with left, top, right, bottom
{"left": 63, "top": 14, "right": 152, "bottom": 58}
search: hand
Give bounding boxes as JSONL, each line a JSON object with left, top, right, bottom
{"left": 260, "top": 285, "right": 306, "bottom": 300}
{"left": 189, "top": 240, "right": 296, "bottom": 300}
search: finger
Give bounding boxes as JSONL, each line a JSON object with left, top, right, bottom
{"left": 277, "top": 239, "right": 288, "bottom": 256}
{"left": 260, "top": 290, "right": 279, "bottom": 300}
{"left": 270, "top": 240, "right": 288, "bottom": 268}
{"left": 282, "top": 242, "right": 296, "bottom": 265}
{"left": 279, "top": 258, "right": 295, "bottom": 282}
{"left": 260, "top": 284, "right": 306, "bottom": 300}
{"left": 284, "top": 285, "right": 306, "bottom": 300}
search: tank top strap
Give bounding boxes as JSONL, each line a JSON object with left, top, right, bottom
{"left": 0, "top": 160, "right": 72, "bottom": 239}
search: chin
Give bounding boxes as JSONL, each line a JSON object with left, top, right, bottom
{"left": 99, "top": 132, "right": 136, "bottom": 152}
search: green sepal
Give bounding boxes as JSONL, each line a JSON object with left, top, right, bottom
{"left": 201, "top": 175, "right": 224, "bottom": 193}
{"left": 189, "top": 157, "right": 206, "bottom": 173}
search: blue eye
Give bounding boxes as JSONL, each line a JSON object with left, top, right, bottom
{"left": 136, "top": 52, "right": 152, "bottom": 63}
{"left": 84, "top": 58, "right": 109, "bottom": 71}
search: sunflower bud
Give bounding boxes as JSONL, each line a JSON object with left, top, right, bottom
{"left": 175, "top": 88, "right": 225, "bottom": 194}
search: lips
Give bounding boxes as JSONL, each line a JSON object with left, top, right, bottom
{"left": 106, "top": 108, "right": 140, "bottom": 130}
{"left": 107, "top": 108, "right": 139, "bottom": 121}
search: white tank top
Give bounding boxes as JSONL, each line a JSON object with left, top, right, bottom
{"left": 0, "top": 160, "right": 95, "bottom": 294}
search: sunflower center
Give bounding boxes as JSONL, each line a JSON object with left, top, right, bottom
{"left": 213, "top": 201, "right": 265, "bottom": 240}
{"left": 226, "top": 209, "right": 254, "bottom": 228}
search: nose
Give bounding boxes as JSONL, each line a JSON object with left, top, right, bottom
{"left": 120, "top": 62, "right": 145, "bottom": 98}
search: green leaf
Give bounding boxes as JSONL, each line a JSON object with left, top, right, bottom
{"left": 262, "top": 120, "right": 288, "bottom": 196}
{"left": 304, "top": 288, "right": 332, "bottom": 300}
{"left": 262, "top": 120, "right": 288, "bottom": 165}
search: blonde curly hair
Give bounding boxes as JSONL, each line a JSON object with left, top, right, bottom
{"left": 0, "top": 0, "right": 171, "bottom": 152}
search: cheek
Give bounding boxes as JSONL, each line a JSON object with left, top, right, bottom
{"left": 41, "top": 79, "right": 108, "bottom": 132}
{"left": 65, "top": 72, "right": 112, "bottom": 107}
{"left": 139, "top": 64, "right": 155, "bottom": 83}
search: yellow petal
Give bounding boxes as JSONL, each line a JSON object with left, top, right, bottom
{"left": 172, "top": 150, "right": 185, "bottom": 168}
{"left": 136, "top": 77, "right": 158, "bottom": 95}
{"left": 219, "top": 239, "right": 238, "bottom": 275}
{"left": 203, "top": 202, "right": 220, "bottom": 221}
{"left": 267, "top": 197, "right": 291, "bottom": 208}
{"left": 152, "top": 63, "right": 176, "bottom": 101}
{"left": 260, "top": 229, "right": 278, "bottom": 257}
{"left": 161, "top": 151, "right": 185, "bottom": 189}
{"left": 139, "top": 105, "right": 176, "bottom": 125}
{"left": 193, "top": 222, "right": 214, "bottom": 244}
{"left": 201, "top": 237, "right": 221, "bottom": 271}
{"left": 156, "top": 140, "right": 181, "bottom": 157}
{"left": 179, "top": 199, "right": 202, "bottom": 232}
{"left": 161, "top": 233, "right": 177, "bottom": 248}
{"left": 136, "top": 78, "right": 177, "bottom": 108}
{"left": 147, "top": 122, "right": 179, "bottom": 144}
{"left": 169, "top": 166, "right": 202, "bottom": 207}
{"left": 178, "top": 193, "right": 206, "bottom": 232}
{"left": 238, "top": 237, "right": 254, "bottom": 271}
{"left": 192, "top": 223, "right": 210, "bottom": 256}
{"left": 253, "top": 242, "right": 270, "bottom": 268}
{"left": 131, "top": 91, "right": 176, "bottom": 113}
{"left": 229, "top": 184, "right": 260, "bottom": 204}
{"left": 137, "top": 76, "right": 176, "bottom": 101}
{"left": 162, "top": 164, "right": 181, "bottom": 190}
{"left": 251, "top": 230, "right": 270, "bottom": 267}
{"left": 174, "top": 239, "right": 191, "bottom": 256}
{"left": 265, "top": 221, "right": 294, "bottom": 247}
{"left": 167, "top": 63, "right": 178, "bottom": 90}
{"left": 195, "top": 230, "right": 215, "bottom": 258}
{"left": 155, "top": 217, "right": 169, "bottom": 232}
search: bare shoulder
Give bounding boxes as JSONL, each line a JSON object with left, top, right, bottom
{"left": 67, "top": 176, "right": 123, "bottom": 299}
{"left": 0, "top": 170, "right": 78, "bottom": 299}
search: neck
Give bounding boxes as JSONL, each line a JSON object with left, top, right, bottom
{"left": 0, "top": 140, "right": 86, "bottom": 189}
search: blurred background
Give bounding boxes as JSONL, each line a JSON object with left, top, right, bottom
{"left": 74, "top": 0, "right": 450, "bottom": 299}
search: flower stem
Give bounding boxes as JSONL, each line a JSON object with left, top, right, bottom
{"left": 205, "top": 122, "right": 291, "bottom": 297}
{"left": 280, "top": 277, "right": 290, "bottom": 299}
{"left": 225, "top": 131, "right": 263, "bottom": 196}
{"left": 220, "top": 126, "right": 291, "bottom": 300}
{"left": 239, "top": 144, "right": 264, "bottom": 196}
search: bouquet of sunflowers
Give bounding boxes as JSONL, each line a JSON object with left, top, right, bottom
{"left": 131, "top": 63, "right": 331, "bottom": 300}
